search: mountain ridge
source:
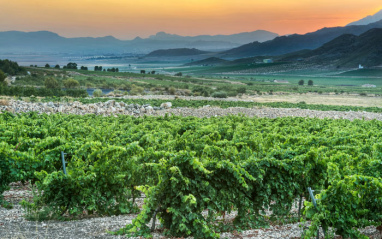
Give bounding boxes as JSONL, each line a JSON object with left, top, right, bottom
{"left": 0, "top": 29, "right": 278, "bottom": 54}
{"left": 218, "top": 20, "right": 382, "bottom": 59}
{"left": 279, "top": 28, "right": 382, "bottom": 67}
{"left": 347, "top": 9, "right": 382, "bottom": 26}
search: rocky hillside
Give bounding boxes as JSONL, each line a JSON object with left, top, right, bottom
{"left": 280, "top": 28, "right": 382, "bottom": 67}
{"left": 219, "top": 20, "right": 382, "bottom": 58}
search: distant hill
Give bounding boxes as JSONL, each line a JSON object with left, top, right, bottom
{"left": 148, "top": 30, "right": 279, "bottom": 45}
{"left": 0, "top": 29, "right": 279, "bottom": 55}
{"left": 280, "top": 28, "right": 382, "bottom": 67}
{"left": 347, "top": 9, "right": 382, "bottom": 26}
{"left": 145, "top": 48, "right": 209, "bottom": 57}
{"left": 184, "top": 57, "right": 229, "bottom": 66}
{"left": 219, "top": 20, "right": 382, "bottom": 59}
{"left": 0, "top": 31, "right": 123, "bottom": 54}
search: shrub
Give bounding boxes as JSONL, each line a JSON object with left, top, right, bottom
{"left": 63, "top": 78, "right": 80, "bottom": 89}
{"left": 130, "top": 84, "right": 144, "bottom": 95}
{"left": 308, "top": 80, "right": 313, "bottom": 86}
{"left": 237, "top": 87, "right": 247, "bottom": 94}
{"left": 93, "top": 89, "right": 103, "bottom": 97}
{"left": 168, "top": 87, "right": 176, "bottom": 95}
{"left": 211, "top": 91, "right": 227, "bottom": 98}
{"left": 44, "top": 77, "right": 60, "bottom": 89}
{"left": 113, "top": 90, "right": 123, "bottom": 95}
{"left": 298, "top": 80, "right": 304, "bottom": 85}
{"left": 192, "top": 86, "right": 210, "bottom": 97}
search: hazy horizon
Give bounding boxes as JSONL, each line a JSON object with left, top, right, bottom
{"left": 1, "top": 0, "right": 381, "bottom": 40}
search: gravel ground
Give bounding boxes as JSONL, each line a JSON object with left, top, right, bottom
{"left": 1, "top": 184, "right": 382, "bottom": 239}
{"left": 156, "top": 106, "right": 382, "bottom": 121}
{"left": 1, "top": 101, "right": 382, "bottom": 238}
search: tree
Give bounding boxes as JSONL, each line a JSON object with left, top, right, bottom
{"left": 63, "top": 78, "right": 80, "bottom": 88}
{"left": 298, "top": 80, "right": 304, "bottom": 85}
{"left": 45, "top": 63, "right": 50, "bottom": 68}
{"left": 80, "top": 66, "right": 88, "bottom": 70}
{"left": 175, "top": 72, "right": 183, "bottom": 76}
{"left": 140, "top": 70, "right": 146, "bottom": 74}
{"left": 151, "top": 71, "right": 155, "bottom": 75}
{"left": 44, "top": 77, "right": 60, "bottom": 89}
{"left": 66, "top": 62, "right": 77, "bottom": 70}
{"left": 0, "top": 59, "right": 26, "bottom": 75}
{"left": 54, "top": 64, "right": 60, "bottom": 69}
{"left": 0, "top": 70, "right": 6, "bottom": 85}
{"left": 308, "top": 80, "right": 313, "bottom": 86}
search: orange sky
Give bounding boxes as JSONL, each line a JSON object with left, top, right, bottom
{"left": 0, "top": 0, "right": 381, "bottom": 39}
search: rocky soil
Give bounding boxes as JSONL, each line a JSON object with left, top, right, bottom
{"left": 1, "top": 99, "right": 382, "bottom": 238}
{"left": 1, "top": 99, "right": 382, "bottom": 121}
{"left": 1, "top": 184, "right": 381, "bottom": 239}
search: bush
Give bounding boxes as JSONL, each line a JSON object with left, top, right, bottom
{"left": 168, "top": 87, "right": 176, "bottom": 95}
{"left": 237, "top": 87, "right": 247, "bottom": 94}
{"left": 192, "top": 86, "right": 210, "bottom": 97}
{"left": 298, "top": 80, "right": 304, "bottom": 85}
{"left": 174, "top": 72, "right": 183, "bottom": 77}
{"left": 130, "top": 84, "right": 144, "bottom": 95}
{"left": 93, "top": 89, "right": 103, "bottom": 97}
{"left": 63, "top": 78, "right": 80, "bottom": 89}
{"left": 211, "top": 91, "right": 227, "bottom": 98}
{"left": 308, "top": 80, "right": 313, "bottom": 86}
{"left": 44, "top": 77, "right": 60, "bottom": 89}
{"left": 0, "top": 70, "right": 5, "bottom": 85}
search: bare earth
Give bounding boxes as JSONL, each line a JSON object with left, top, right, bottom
{"left": 243, "top": 94, "right": 382, "bottom": 108}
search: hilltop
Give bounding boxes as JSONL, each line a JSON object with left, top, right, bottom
{"left": 145, "top": 48, "right": 209, "bottom": 57}
{"left": 218, "top": 20, "right": 382, "bottom": 59}
{"left": 280, "top": 28, "right": 382, "bottom": 67}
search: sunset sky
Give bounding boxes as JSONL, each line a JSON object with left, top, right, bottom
{"left": 1, "top": 0, "right": 381, "bottom": 39}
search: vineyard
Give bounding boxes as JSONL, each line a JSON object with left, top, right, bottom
{"left": 1, "top": 112, "right": 382, "bottom": 238}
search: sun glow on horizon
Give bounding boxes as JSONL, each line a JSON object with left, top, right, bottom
{"left": 0, "top": 0, "right": 381, "bottom": 39}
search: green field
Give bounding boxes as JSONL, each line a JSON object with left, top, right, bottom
{"left": 2, "top": 113, "right": 382, "bottom": 238}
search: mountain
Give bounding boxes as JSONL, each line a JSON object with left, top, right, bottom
{"left": 0, "top": 31, "right": 123, "bottom": 54}
{"left": 145, "top": 48, "right": 209, "bottom": 57}
{"left": 184, "top": 57, "right": 229, "bottom": 66}
{"left": 347, "top": 9, "right": 382, "bottom": 26}
{"left": 0, "top": 29, "right": 279, "bottom": 55}
{"left": 280, "top": 28, "right": 382, "bottom": 67}
{"left": 219, "top": 20, "right": 382, "bottom": 59}
{"left": 148, "top": 30, "right": 279, "bottom": 45}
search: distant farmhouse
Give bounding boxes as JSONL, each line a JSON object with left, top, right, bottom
{"left": 274, "top": 80, "right": 289, "bottom": 84}
{"left": 263, "top": 59, "right": 273, "bottom": 63}
{"left": 362, "top": 84, "right": 376, "bottom": 88}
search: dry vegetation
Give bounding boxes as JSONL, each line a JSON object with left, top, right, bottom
{"left": 244, "top": 93, "right": 382, "bottom": 108}
{"left": 0, "top": 99, "right": 10, "bottom": 106}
